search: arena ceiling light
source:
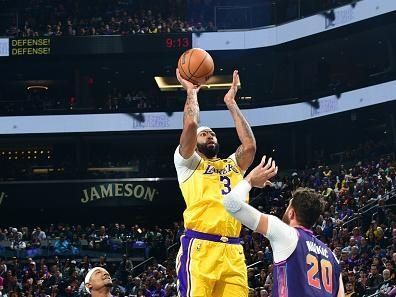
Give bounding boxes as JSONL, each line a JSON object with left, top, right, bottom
{"left": 154, "top": 75, "right": 241, "bottom": 91}
{"left": 27, "top": 85, "right": 48, "bottom": 90}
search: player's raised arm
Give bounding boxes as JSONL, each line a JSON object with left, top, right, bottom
{"left": 224, "top": 70, "right": 256, "bottom": 171}
{"left": 176, "top": 68, "right": 201, "bottom": 159}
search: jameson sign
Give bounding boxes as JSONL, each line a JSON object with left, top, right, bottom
{"left": 0, "top": 179, "right": 181, "bottom": 208}
{"left": 81, "top": 183, "right": 158, "bottom": 204}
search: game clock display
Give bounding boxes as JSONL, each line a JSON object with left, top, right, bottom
{"left": 165, "top": 37, "right": 191, "bottom": 49}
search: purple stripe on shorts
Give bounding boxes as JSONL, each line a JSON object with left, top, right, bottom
{"left": 177, "top": 235, "right": 193, "bottom": 297}
{"left": 186, "top": 238, "right": 194, "bottom": 296}
{"left": 277, "top": 264, "right": 288, "bottom": 297}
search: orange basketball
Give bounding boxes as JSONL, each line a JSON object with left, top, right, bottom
{"left": 178, "top": 48, "right": 214, "bottom": 85}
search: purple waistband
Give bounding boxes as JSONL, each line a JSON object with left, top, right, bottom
{"left": 185, "top": 229, "right": 241, "bottom": 244}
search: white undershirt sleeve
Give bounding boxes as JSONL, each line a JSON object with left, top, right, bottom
{"left": 223, "top": 180, "right": 261, "bottom": 230}
{"left": 266, "top": 215, "right": 299, "bottom": 263}
{"left": 174, "top": 146, "right": 201, "bottom": 184}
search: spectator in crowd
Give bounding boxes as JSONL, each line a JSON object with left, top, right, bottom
{"left": 344, "top": 281, "right": 357, "bottom": 297}
{"left": 116, "top": 254, "right": 133, "bottom": 284}
{"left": 367, "top": 264, "right": 384, "bottom": 294}
{"left": 258, "top": 288, "right": 268, "bottom": 297}
{"left": 376, "top": 268, "right": 395, "bottom": 295}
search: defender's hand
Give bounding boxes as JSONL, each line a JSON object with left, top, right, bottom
{"left": 224, "top": 70, "right": 239, "bottom": 106}
{"left": 246, "top": 156, "right": 278, "bottom": 188}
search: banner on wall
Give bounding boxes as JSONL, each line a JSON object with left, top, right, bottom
{"left": 0, "top": 178, "right": 182, "bottom": 208}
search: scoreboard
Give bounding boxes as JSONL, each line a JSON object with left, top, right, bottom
{"left": 1, "top": 33, "right": 192, "bottom": 58}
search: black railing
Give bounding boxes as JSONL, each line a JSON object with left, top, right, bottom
{"left": 343, "top": 188, "right": 396, "bottom": 230}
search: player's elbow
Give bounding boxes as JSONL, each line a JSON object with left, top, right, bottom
{"left": 242, "top": 144, "right": 256, "bottom": 164}
{"left": 242, "top": 138, "right": 256, "bottom": 154}
{"left": 245, "top": 143, "right": 256, "bottom": 155}
{"left": 223, "top": 194, "right": 262, "bottom": 232}
{"left": 223, "top": 193, "right": 241, "bottom": 214}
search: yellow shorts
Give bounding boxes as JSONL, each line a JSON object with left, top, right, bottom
{"left": 176, "top": 230, "right": 248, "bottom": 297}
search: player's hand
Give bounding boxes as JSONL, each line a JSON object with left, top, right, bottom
{"left": 245, "top": 156, "right": 278, "bottom": 188}
{"left": 176, "top": 68, "right": 201, "bottom": 92}
{"left": 224, "top": 70, "right": 239, "bottom": 106}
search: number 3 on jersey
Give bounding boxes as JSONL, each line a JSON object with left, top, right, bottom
{"left": 306, "top": 254, "right": 333, "bottom": 294}
{"left": 220, "top": 176, "right": 231, "bottom": 195}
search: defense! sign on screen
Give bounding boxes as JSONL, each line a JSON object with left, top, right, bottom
{"left": 11, "top": 38, "right": 51, "bottom": 56}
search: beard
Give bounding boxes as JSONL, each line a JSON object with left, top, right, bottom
{"left": 104, "top": 279, "right": 113, "bottom": 287}
{"left": 197, "top": 142, "right": 219, "bottom": 159}
{"left": 282, "top": 210, "right": 290, "bottom": 225}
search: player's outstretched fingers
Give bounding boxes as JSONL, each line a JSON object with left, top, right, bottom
{"left": 271, "top": 160, "right": 276, "bottom": 172}
{"left": 263, "top": 160, "right": 277, "bottom": 180}
{"left": 268, "top": 164, "right": 278, "bottom": 179}
{"left": 263, "top": 157, "right": 272, "bottom": 170}
{"left": 259, "top": 155, "right": 266, "bottom": 167}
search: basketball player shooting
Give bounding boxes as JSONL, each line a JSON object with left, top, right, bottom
{"left": 223, "top": 156, "right": 345, "bottom": 297}
{"left": 174, "top": 68, "right": 256, "bottom": 297}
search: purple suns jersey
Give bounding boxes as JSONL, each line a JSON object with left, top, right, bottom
{"left": 272, "top": 227, "right": 341, "bottom": 297}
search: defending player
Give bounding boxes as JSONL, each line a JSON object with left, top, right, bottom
{"left": 223, "top": 156, "right": 345, "bottom": 297}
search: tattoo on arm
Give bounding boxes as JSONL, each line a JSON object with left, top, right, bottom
{"left": 235, "top": 145, "right": 244, "bottom": 162}
{"left": 235, "top": 121, "right": 254, "bottom": 163}
{"left": 231, "top": 104, "right": 255, "bottom": 167}
{"left": 227, "top": 103, "right": 237, "bottom": 114}
{"left": 183, "top": 91, "right": 199, "bottom": 124}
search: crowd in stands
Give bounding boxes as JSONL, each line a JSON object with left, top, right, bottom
{"left": 0, "top": 87, "right": 233, "bottom": 117}
{"left": 0, "top": 145, "right": 176, "bottom": 181}
{"left": 1, "top": 0, "right": 362, "bottom": 37}
{"left": 1, "top": 152, "right": 396, "bottom": 296}
{"left": 0, "top": 222, "right": 183, "bottom": 296}
{"left": 104, "top": 89, "right": 156, "bottom": 112}
{"left": 4, "top": 0, "right": 216, "bottom": 38}
{"left": 0, "top": 223, "right": 183, "bottom": 258}
{"left": 0, "top": 254, "right": 180, "bottom": 297}
{"left": 316, "top": 139, "right": 392, "bottom": 169}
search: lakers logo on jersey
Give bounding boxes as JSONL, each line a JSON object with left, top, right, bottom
{"left": 203, "top": 163, "right": 240, "bottom": 175}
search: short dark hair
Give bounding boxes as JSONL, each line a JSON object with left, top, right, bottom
{"left": 291, "top": 187, "right": 324, "bottom": 228}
